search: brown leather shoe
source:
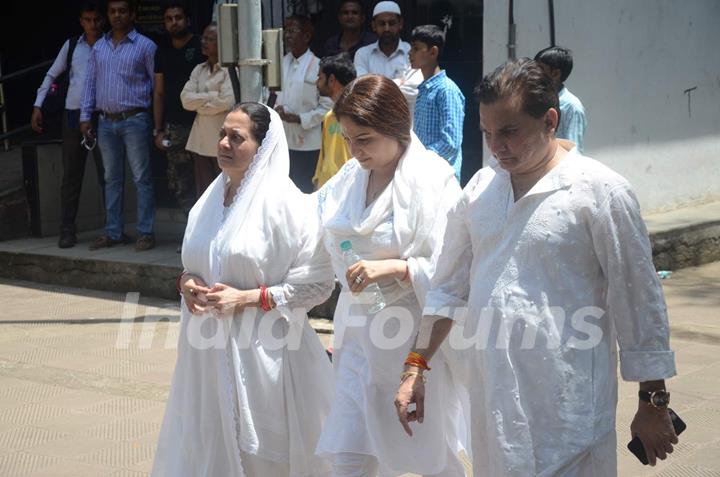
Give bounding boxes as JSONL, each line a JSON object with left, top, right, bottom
{"left": 89, "top": 234, "right": 131, "bottom": 250}
{"left": 135, "top": 234, "right": 156, "bottom": 251}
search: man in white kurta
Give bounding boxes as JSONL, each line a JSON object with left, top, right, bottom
{"left": 395, "top": 59, "right": 679, "bottom": 476}
{"left": 275, "top": 16, "right": 332, "bottom": 193}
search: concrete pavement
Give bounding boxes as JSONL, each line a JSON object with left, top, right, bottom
{"left": 0, "top": 262, "right": 719, "bottom": 476}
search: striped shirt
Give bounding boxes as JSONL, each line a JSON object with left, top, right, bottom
{"left": 80, "top": 29, "right": 156, "bottom": 122}
{"left": 413, "top": 70, "right": 465, "bottom": 181}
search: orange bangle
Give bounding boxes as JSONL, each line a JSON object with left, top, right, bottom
{"left": 404, "top": 351, "right": 431, "bottom": 371}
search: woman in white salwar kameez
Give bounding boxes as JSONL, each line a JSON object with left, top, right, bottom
{"left": 313, "top": 75, "right": 467, "bottom": 477}
{"left": 152, "top": 103, "right": 336, "bottom": 477}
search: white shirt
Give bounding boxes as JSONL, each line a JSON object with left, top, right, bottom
{"left": 276, "top": 49, "right": 331, "bottom": 151}
{"left": 426, "top": 150, "right": 676, "bottom": 476}
{"left": 353, "top": 40, "right": 422, "bottom": 120}
{"left": 354, "top": 40, "right": 411, "bottom": 78}
{"left": 181, "top": 61, "right": 234, "bottom": 156}
{"left": 34, "top": 35, "right": 94, "bottom": 110}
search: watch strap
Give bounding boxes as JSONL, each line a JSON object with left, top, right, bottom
{"left": 639, "top": 389, "right": 670, "bottom": 407}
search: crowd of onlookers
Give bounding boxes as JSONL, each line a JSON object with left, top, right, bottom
{"left": 31, "top": 0, "right": 586, "bottom": 252}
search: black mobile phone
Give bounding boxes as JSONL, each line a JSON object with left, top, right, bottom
{"left": 627, "top": 408, "right": 686, "bottom": 465}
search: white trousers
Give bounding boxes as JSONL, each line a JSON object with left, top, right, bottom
{"left": 240, "top": 451, "right": 290, "bottom": 477}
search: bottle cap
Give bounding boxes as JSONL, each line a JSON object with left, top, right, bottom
{"left": 340, "top": 240, "right": 352, "bottom": 251}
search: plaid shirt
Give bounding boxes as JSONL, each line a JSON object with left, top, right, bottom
{"left": 413, "top": 70, "right": 465, "bottom": 181}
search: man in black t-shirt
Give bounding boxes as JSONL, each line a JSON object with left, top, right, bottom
{"left": 153, "top": 2, "right": 204, "bottom": 217}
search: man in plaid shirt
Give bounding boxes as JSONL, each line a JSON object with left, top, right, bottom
{"left": 409, "top": 24, "right": 465, "bottom": 182}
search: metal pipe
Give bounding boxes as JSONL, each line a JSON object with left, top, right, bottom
{"left": 0, "top": 58, "right": 7, "bottom": 151}
{"left": 227, "top": 65, "right": 242, "bottom": 104}
{"left": 548, "top": 0, "right": 556, "bottom": 46}
{"left": 0, "top": 125, "right": 32, "bottom": 142}
{"left": 237, "top": 0, "right": 264, "bottom": 102}
{"left": 508, "top": 0, "right": 516, "bottom": 60}
{"left": 0, "top": 60, "right": 53, "bottom": 84}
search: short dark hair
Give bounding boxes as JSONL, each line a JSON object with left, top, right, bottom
{"left": 474, "top": 58, "right": 559, "bottom": 120}
{"left": 162, "top": 1, "right": 189, "bottom": 16}
{"left": 339, "top": 0, "right": 365, "bottom": 13}
{"left": 319, "top": 53, "right": 357, "bottom": 87}
{"left": 79, "top": 1, "right": 102, "bottom": 15}
{"left": 230, "top": 102, "right": 271, "bottom": 145}
{"left": 108, "top": 0, "right": 136, "bottom": 13}
{"left": 285, "top": 15, "right": 313, "bottom": 35}
{"left": 534, "top": 46, "right": 573, "bottom": 83}
{"left": 334, "top": 75, "right": 411, "bottom": 149}
{"left": 410, "top": 24, "right": 445, "bottom": 57}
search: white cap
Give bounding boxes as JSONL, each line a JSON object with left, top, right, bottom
{"left": 373, "top": 1, "right": 401, "bottom": 17}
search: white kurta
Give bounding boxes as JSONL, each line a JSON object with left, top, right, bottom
{"left": 152, "top": 108, "right": 336, "bottom": 477}
{"left": 426, "top": 150, "right": 676, "bottom": 477}
{"left": 314, "top": 136, "right": 468, "bottom": 475}
{"left": 277, "top": 50, "right": 332, "bottom": 151}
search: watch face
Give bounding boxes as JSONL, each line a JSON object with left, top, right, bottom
{"left": 651, "top": 391, "right": 670, "bottom": 407}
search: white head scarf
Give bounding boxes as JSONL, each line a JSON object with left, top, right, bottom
{"left": 182, "top": 104, "right": 313, "bottom": 288}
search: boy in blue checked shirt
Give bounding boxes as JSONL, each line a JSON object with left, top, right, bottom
{"left": 409, "top": 24, "right": 465, "bottom": 182}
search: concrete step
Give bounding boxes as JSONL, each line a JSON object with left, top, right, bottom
{"left": 645, "top": 201, "right": 720, "bottom": 270}
{"left": 0, "top": 224, "right": 338, "bottom": 319}
{"left": 1, "top": 201, "right": 718, "bottom": 311}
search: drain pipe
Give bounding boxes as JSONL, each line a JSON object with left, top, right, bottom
{"left": 237, "top": 0, "right": 265, "bottom": 102}
{"left": 507, "top": 0, "right": 516, "bottom": 59}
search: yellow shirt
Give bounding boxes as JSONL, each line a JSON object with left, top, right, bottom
{"left": 313, "top": 110, "right": 351, "bottom": 189}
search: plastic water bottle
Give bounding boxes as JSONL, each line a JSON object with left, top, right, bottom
{"left": 340, "top": 240, "right": 386, "bottom": 313}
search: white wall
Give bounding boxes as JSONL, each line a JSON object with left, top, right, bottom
{"left": 482, "top": 0, "right": 720, "bottom": 213}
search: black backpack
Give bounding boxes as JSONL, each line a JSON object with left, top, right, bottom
{"left": 41, "top": 36, "right": 79, "bottom": 135}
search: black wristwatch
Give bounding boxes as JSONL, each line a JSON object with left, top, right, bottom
{"left": 639, "top": 389, "right": 670, "bottom": 409}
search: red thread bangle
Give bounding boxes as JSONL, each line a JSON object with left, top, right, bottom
{"left": 264, "top": 287, "right": 273, "bottom": 311}
{"left": 401, "top": 262, "right": 409, "bottom": 282}
{"left": 259, "top": 285, "right": 267, "bottom": 310}
{"left": 260, "top": 286, "right": 273, "bottom": 312}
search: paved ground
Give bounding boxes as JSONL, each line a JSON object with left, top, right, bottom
{"left": 0, "top": 262, "right": 719, "bottom": 476}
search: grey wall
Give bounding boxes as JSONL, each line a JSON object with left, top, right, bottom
{"left": 483, "top": 0, "right": 720, "bottom": 213}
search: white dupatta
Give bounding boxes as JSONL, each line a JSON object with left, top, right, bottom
{"left": 182, "top": 106, "right": 333, "bottom": 311}
{"left": 318, "top": 131, "right": 461, "bottom": 306}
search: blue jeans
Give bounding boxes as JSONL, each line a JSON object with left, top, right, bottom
{"left": 98, "top": 112, "right": 155, "bottom": 238}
